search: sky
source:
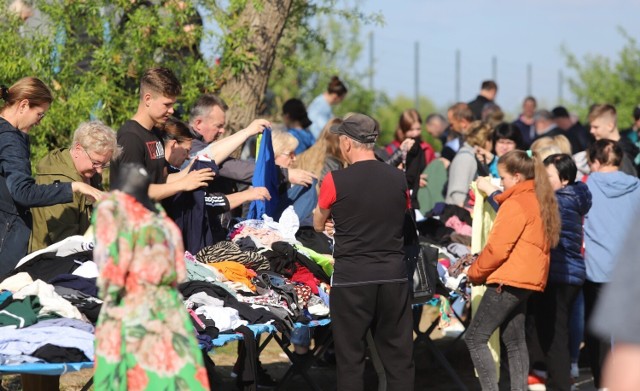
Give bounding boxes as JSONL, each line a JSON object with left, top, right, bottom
{"left": 355, "top": 0, "right": 640, "bottom": 115}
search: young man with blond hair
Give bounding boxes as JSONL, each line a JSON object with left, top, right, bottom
{"left": 588, "top": 104, "right": 638, "bottom": 176}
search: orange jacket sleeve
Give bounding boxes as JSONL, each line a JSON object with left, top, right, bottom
{"left": 467, "top": 200, "right": 527, "bottom": 284}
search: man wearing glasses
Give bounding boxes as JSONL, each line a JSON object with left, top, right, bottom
{"left": 29, "top": 121, "right": 120, "bottom": 251}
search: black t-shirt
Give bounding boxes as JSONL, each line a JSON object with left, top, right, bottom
{"left": 617, "top": 136, "right": 640, "bottom": 177}
{"left": 110, "top": 120, "right": 167, "bottom": 186}
{"left": 318, "top": 159, "right": 409, "bottom": 287}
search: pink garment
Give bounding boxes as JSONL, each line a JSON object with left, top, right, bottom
{"left": 232, "top": 226, "right": 284, "bottom": 248}
{"left": 445, "top": 215, "right": 472, "bottom": 237}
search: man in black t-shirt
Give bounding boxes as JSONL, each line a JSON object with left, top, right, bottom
{"left": 109, "top": 67, "right": 215, "bottom": 198}
{"left": 314, "top": 113, "right": 415, "bottom": 391}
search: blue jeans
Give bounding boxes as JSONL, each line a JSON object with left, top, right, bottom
{"left": 569, "top": 288, "right": 584, "bottom": 363}
{"left": 465, "top": 285, "right": 532, "bottom": 391}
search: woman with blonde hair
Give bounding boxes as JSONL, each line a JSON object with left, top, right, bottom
{"left": 294, "top": 118, "right": 346, "bottom": 185}
{"left": 531, "top": 135, "right": 572, "bottom": 161}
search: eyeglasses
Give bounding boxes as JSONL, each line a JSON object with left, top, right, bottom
{"left": 82, "top": 147, "right": 110, "bottom": 169}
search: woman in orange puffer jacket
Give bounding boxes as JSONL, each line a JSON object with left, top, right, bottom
{"left": 464, "top": 150, "right": 561, "bottom": 391}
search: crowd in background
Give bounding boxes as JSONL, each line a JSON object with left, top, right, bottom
{"left": 1, "top": 68, "right": 640, "bottom": 391}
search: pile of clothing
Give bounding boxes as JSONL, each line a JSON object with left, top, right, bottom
{"left": 0, "top": 237, "right": 99, "bottom": 365}
{"left": 179, "top": 218, "right": 334, "bottom": 348}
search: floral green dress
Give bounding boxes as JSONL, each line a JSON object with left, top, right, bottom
{"left": 92, "top": 191, "right": 209, "bottom": 391}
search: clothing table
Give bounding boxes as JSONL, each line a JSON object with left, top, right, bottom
{"left": 0, "top": 362, "right": 94, "bottom": 391}
{"left": 210, "top": 319, "right": 333, "bottom": 390}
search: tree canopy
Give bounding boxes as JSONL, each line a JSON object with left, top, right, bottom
{"left": 0, "top": 0, "right": 382, "bottom": 164}
{"left": 564, "top": 29, "right": 640, "bottom": 129}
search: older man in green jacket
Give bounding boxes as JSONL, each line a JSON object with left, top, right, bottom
{"left": 29, "top": 121, "right": 119, "bottom": 251}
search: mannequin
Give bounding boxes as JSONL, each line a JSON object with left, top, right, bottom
{"left": 111, "top": 162, "right": 157, "bottom": 212}
{"left": 93, "top": 162, "right": 209, "bottom": 390}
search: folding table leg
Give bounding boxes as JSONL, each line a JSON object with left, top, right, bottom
{"left": 413, "top": 305, "right": 469, "bottom": 391}
{"left": 80, "top": 377, "right": 93, "bottom": 391}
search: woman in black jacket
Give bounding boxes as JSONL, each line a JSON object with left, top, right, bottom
{"left": 0, "top": 77, "right": 102, "bottom": 276}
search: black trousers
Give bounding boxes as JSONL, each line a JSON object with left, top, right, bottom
{"left": 330, "top": 282, "right": 415, "bottom": 391}
{"left": 583, "top": 280, "right": 610, "bottom": 389}
{"left": 535, "top": 282, "right": 581, "bottom": 391}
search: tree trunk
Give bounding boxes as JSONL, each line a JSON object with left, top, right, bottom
{"left": 219, "top": 0, "right": 294, "bottom": 134}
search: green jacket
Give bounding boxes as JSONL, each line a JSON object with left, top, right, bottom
{"left": 29, "top": 148, "right": 102, "bottom": 252}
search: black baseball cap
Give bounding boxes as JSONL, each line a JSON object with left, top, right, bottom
{"left": 330, "top": 113, "right": 379, "bottom": 143}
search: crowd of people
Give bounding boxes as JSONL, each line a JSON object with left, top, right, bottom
{"left": 1, "top": 68, "right": 639, "bottom": 391}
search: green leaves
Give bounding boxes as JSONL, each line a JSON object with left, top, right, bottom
{"left": 0, "top": 0, "right": 215, "bottom": 170}
{"left": 563, "top": 29, "right": 640, "bottom": 129}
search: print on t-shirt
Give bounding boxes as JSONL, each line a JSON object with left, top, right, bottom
{"left": 146, "top": 141, "right": 165, "bottom": 160}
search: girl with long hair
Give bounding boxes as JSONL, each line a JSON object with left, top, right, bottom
{"left": 385, "top": 108, "right": 436, "bottom": 165}
{"left": 465, "top": 150, "right": 561, "bottom": 391}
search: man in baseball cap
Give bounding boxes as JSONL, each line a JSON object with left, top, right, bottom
{"left": 315, "top": 113, "right": 415, "bottom": 389}
{"left": 330, "top": 113, "right": 380, "bottom": 144}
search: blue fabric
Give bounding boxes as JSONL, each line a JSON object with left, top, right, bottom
{"left": 210, "top": 320, "right": 330, "bottom": 348}
{"left": 488, "top": 157, "right": 499, "bottom": 178}
{"left": 247, "top": 129, "right": 280, "bottom": 219}
{"left": 290, "top": 326, "right": 312, "bottom": 347}
{"left": 211, "top": 323, "right": 277, "bottom": 347}
{"left": 288, "top": 128, "right": 315, "bottom": 155}
{"left": 275, "top": 180, "right": 318, "bottom": 225}
{"left": 294, "top": 318, "right": 331, "bottom": 328}
{"left": 0, "top": 361, "right": 93, "bottom": 375}
{"left": 585, "top": 171, "right": 640, "bottom": 282}
{"left": 0, "top": 291, "right": 12, "bottom": 306}
{"left": 549, "top": 182, "right": 592, "bottom": 285}
{"left": 307, "top": 95, "right": 332, "bottom": 139}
